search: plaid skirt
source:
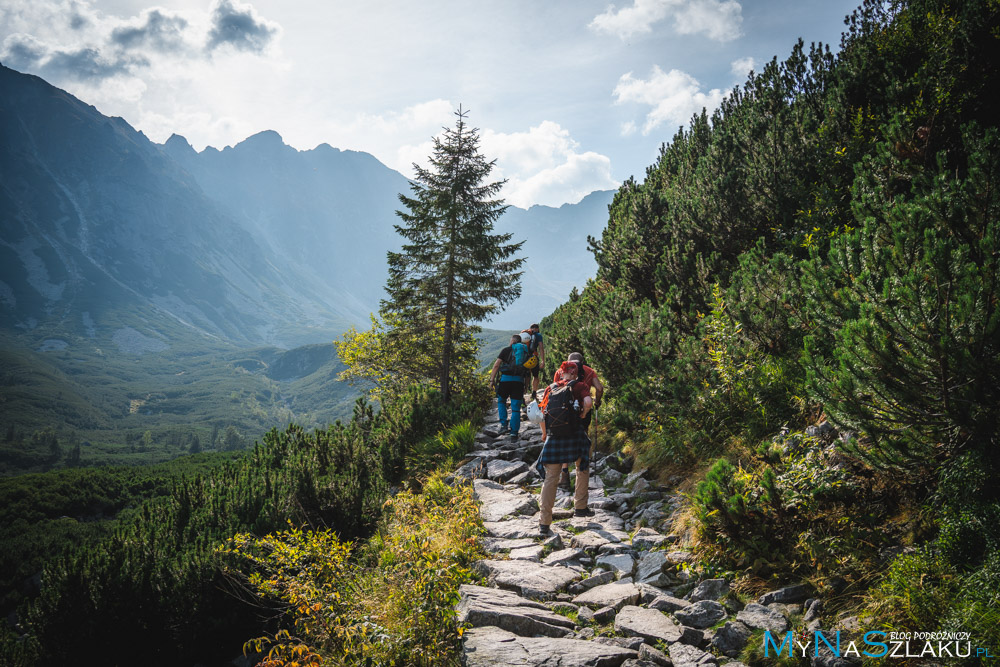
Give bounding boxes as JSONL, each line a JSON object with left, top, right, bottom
{"left": 536, "top": 429, "right": 591, "bottom": 478}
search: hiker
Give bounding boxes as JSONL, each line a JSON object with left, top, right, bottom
{"left": 489, "top": 333, "right": 531, "bottom": 443}
{"left": 537, "top": 360, "right": 594, "bottom": 535}
{"left": 526, "top": 323, "right": 546, "bottom": 401}
{"left": 556, "top": 352, "right": 604, "bottom": 489}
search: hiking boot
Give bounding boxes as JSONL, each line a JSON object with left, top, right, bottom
{"left": 497, "top": 424, "right": 509, "bottom": 436}
{"left": 558, "top": 469, "right": 571, "bottom": 489}
{"left": 574, "top": 508, "right": 595, "bottom": 518}
{"left": 539, "top": 524, "right": 552, "bottom": 536}
{"left": 509, "top": 433, "right": 520, "bottom": 444}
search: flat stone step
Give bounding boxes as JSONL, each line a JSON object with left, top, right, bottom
{"left": 463, "top": 626, "right": 638, "bottom": 667}
{"left": 457, "top": 585, "right": 575, "bottom": 638}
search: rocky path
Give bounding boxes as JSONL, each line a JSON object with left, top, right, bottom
{"left": 451, "top": 409, "right": 835, "bottom": 667}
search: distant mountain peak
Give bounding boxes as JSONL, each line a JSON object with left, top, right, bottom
{"left": 164, "top": 133, "right": 195, "bottom": 152}
{"left": 236, "top": 129, "right": 286, "bottom": 151}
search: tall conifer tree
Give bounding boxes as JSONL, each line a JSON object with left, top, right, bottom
{"left": 384, "top": 107, "right": 524, "bottom": 400}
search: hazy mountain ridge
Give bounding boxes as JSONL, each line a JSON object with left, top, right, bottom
{"left": 0, "top": 64, "right": 353, "bottom": 348}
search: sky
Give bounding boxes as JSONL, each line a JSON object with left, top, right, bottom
{"left": 0, "top": 0, "right": 861, "bottom": 208}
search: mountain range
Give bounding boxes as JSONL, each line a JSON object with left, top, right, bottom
{"left": 1, "top": 64, "right": 612, "bottom": 345}
{"left": 0, "top": 62, "right": 614, "bottom": 459}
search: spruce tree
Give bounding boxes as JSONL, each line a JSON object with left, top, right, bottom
{"left": 384, "top": 106, "right": 524, "bottom": 400}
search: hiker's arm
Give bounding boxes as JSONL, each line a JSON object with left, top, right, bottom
{"left": 489, "top": 359, "right": 502, "bottom": 385}
{"left": 592, "top": 376, "right": 604, "bottom": 407}
{"left": 538, "top": 340, "right": 545, "bottom": 365}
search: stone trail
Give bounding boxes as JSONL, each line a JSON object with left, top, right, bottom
{"left": 452, "top": 409, "right": 854, "bottom": 667}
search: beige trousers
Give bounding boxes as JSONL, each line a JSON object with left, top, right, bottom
{"left": 539, "top": 461, "right": 590, "bottom": 525}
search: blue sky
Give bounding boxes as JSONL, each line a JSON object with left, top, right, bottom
{"left": 1, "top": 0, "right": 860, "bottom": 207}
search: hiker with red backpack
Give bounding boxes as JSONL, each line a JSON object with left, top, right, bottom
{"left": 536, "top": 360, "right": 594, "bottom": 535}
{"left": 556, "top": 352, "right": 604, "bottom": 489}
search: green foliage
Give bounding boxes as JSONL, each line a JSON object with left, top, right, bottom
{"left": 10, "top": 385, "right": 483, "bottom": 665}
{"left": 804, "top": 124, "right": 1000, "bottom": 472}
{"left": 220, "top": 473, "right": 486, "bottom": 666}
{"left": 385, "top": 107, "right": 525, "bottom": 401}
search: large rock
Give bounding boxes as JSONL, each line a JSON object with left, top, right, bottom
{"left": 572, "top": 579, "right": 641, "bottom": 611}
{"left": 636, "top": 551, "right": 671, "bottom": 586}
{"left": 452, "top": 457, "right": 488, "bottom": 481}
{"left": 631, "top": 527, "right": 672, "bottom": 550}
{"left": 463, "top": 626, "right": 638, "bottom": 666}
{"left": 456, "top": 585, "right": 575, "bottom": 638}
{"left": 758, "top": 583, "right": 811, "bottom": 605}
{"left": 543, "top": 548, "right": 588, "bottom": 566}
{"left": 712, "top": 620, "right": 752, "bottom": 657}
{"left": 474, "top": 559, "right": 580, "bottom": 600}
{"left": 487, "top": 459, "right": 530, "bottom": 483}
{"left": 674, "top": 600, "right": 727, "bottom": 629}
{"left": 668, "top": 642, "right": 719, "bottom": 667}
{"left": 474, "top": 480, "right": 538, "bottom": 522}
{"left": 568, "top": 570, "right": 615, "bottom": 594}
{"left": 737, "top": 603, "right": 790, "bottom": 634}
{"left": 509, "top": 545, "right": 545, "bottom": 561}
{"left": 484, "top": 516, "right": 544, "bottom": 539}
{"left": 597, "top": 553, "right": 636, "bottom": 578}
{"left": 648, "top": 595, "right": 691, "bottom": 613}
{"left": 614, "top": 605, "right": 684, "bottom": 644}
{"left": 688, "top": 578, "right": 729, "bottom": 602}
{"left": 570, "top": 529, "right": 618, "bottom": 552}
{"left": 482, "top": 537, "right": 536, "bottom": 553}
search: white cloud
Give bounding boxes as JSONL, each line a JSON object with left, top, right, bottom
{"left": 480, "top": 122, "right": 617, "bottom": 208}
{"left": 614, "top": 65, "right": 724, "bottom": 134}
{"left": 730, "top": 56, "right": 756, "bottom": 78}
{"left": 590, "top": 0, "right": 743, "bottom": 42}
{"left": 0, "top": 0, "right": 280, "bottom": 85}
{"left": 620, "top": 120, "right": 638, "bottom": 137}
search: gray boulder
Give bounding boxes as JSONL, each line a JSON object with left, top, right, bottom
{"left": 712, "top": 620, "right": 751, "bottom": 657}
{"left": 487, "top": 459, "right": 530, "bottom": 483}
{"left": 638, "top": 644, "right": 671, "bottom": 666}
{"left": 614, "top": 605, "right": 684, "bottom": 644}
{"left": 597, "top": 553, "right": 637, "bottom": 578}
{"left": 631, "top": 527, "right": 672, "bottom": 550}
{"left": 568, "top": 569, "right": 616, "bottom": 594}
{"left": 509, "top": 545, "right": 545, "bottom": 561}
{"left": 462, "top": 626, "right": 638, "bottom": 666}
{"left": 593, "top": 606, "right": 618, "bottom": 624}
{"left": 474, "top": 559, "right": 580, "bottom": 600}
{"left": 544, "top": 548, "right": 588, "bottom": 566}
{"left": 673, "top": 600, "right": 727, "bottom": 629}
{"left": 668, "top": 642, "right": 719, "bottom": 667}
{"left": 688, "top": 578, "right": 729, "bottom": 602}
{"left": 758, "top": 583, "right": 811, "bottom": 605}
{"left": 594, "top": 636, "right": 645, "bottom": 651}
{"left": 636, "top": 551, "right": 671, "bottom": 587}
{"left": 648, "top": 595, "right": 691, "bottom": 613}
{"left": 736, "top": 603, "right": 790, "bottom": 634}
{"left": 473, "top": 479, "right": 538, "bottom": 522}
{"left": 572, "top": 579, "right": 642, "bottom": 611}
{"left": 456, "top": 585, "right": 574, "bottom": 638}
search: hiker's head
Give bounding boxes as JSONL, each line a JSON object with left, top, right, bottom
{"left": 520, "top": 332, "right": 531, "bottom": 344}
{"left": 568, "top": 352, "right": 586, "bottom": 366}
{"left": 510, "top": 334, "right": 521, "bottom": 345}
{"left": 558, "top": 361, "right": 578, "bottom": 379}
{"left": 530, "top": 323, "right": 540, "bottom": 333}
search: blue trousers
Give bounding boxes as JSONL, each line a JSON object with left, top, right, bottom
{"left": 498, "top": 397, "right": 522, "bottom": 434}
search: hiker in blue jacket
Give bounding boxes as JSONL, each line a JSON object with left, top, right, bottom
{"left": 489, "top": 333, "right": 531, "bottom": 443}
